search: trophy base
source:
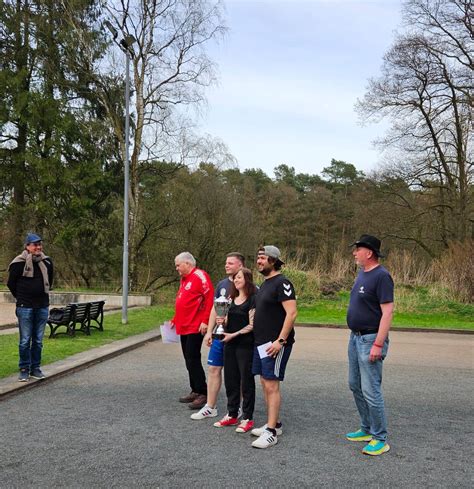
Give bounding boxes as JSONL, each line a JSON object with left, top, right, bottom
{"left": 212, "top": 334, "right": 225, "bottom": 341}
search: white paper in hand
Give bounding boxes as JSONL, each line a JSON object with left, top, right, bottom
{"left": 160, "top": 321, "right": 179, "bottom": 344}
{"left": 257, "top": 342, "right": 272, "bottom": 359}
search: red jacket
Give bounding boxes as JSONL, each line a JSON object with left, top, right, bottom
{"left": 172, "top": 268, "right": 214, "bottom": 335}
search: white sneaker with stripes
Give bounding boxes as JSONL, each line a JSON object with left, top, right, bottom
{"left": 251, "top": 423, "right": 283, "bottom": 437}
{"left": 251, "top": 429, "right": 278, "bottom": 449}
{"left": 190, "top": 405, "right": 218, "bottom": 420}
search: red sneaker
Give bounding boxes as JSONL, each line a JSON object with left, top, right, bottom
{"left": 236, "top": 419, "right": 255, "bottom": 433}
{"left": 213, "top": 415, "right": 239, "bottom": 427}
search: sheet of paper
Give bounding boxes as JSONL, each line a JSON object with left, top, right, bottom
{"left": 257, "top": 342, "right": 272, "bottom": 359}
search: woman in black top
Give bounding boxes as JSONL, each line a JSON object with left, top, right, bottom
{"left": 213, "top": 268, "right": 257, "bottom": 432}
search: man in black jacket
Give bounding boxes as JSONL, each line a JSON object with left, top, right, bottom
{"left": 7, "top": 233, "right": 54, "bottom": 382}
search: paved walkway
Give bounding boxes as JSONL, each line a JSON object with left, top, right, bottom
{"left": 1, "top": 327, "right": 473, "bottom": 487}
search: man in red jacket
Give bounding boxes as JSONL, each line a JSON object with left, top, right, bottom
{"left": 172, "top": 252, "right": 214, "bottom": 409}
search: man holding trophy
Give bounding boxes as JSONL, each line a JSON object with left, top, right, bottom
{"left": 191, "top": 253, "right": 245, "bottom": 420}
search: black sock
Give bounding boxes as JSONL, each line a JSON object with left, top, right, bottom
{"left": 276, "top": 422, "right": 282, "bottom": 429}
{"left": 267, "top": 427, "right": 277, "bottom": 436}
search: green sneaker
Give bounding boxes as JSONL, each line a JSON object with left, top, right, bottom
{"left": 362, "top": 439, "right": 390, "bottom": 456}
{"left": 346, "top": 429, "right": 372, "bottom": 442}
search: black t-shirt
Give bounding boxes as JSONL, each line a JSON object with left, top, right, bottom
{"left": 254, "top": 274, "right": 296, "bottom": 346}
{"left": 346, "top": 265, "right": 394, "bottom": 331}
{"left": 226, "top": 293, "right": 256, "bottom": 347}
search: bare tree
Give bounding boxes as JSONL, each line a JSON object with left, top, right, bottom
{"left": 102, "top": 0, "right": 226, "bottom": 287}
{"left": 356, "top": 0, "right": 473, "bottom": 246}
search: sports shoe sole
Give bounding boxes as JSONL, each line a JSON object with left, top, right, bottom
{"left": 30, "top": 374, "right": 46, "bottom": 380}
{"left": 363, "top": 443, "right": 391, "bottom": 456}
{"left": 346, "top": 435, "right": 372, "bottom": 442}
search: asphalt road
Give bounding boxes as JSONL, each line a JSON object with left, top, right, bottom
{"left": 1, "top": 328, "right": 473, "bottom": 488}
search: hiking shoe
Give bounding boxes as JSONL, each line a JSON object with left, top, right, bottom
{"left": 362, "top": 439, "right": 391, "bottom": 456}
{"left": 179, "top": 391, "right": 199, "bottom": 403}
{"left": 236, "top": 419, "right": 255, "bottom": 433}
{"left": 187, "top": 394, "right": 207, "bottom": 410}
{"left": 30, "top": 368, "right": 46, "bottom": 380}
{"left": 190, "top": 405, "right": 218, "bottom": 420}
{"left": 213, "top": 415, "right": 239, "bottom": 428}
{"left": 346, "top": 429, "right": 372, "bottom": 442}
{"left": 18, "top": 369, "right": 29, "bottom": 382}
{"left": 251, "top": 423, "right": 283, "bottom": 437}
{"left": 251, "top": 429, "right": 278, "bottom": 449}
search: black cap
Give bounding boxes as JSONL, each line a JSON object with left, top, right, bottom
{"left": 350, "top": 234, "right": 384, "bottom": 258}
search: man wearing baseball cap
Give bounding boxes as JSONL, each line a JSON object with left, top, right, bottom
{"left": 7, "top": 233, "right": 54, "bottom": 382}
{"left": 250, "top": 245, "right": 297, "bottom": 449}
{"left": 346, "top": 234, "right": 394, "bottom": 456}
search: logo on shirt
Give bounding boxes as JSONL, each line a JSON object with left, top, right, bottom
{"left": 359, "top": 286, "right": 365, "bottom": 294}
{"left": 283, "top": 283, "right": 293, "bottom": 297}
{"left": 185, "top": 282, "right": 192, "bottom": 290}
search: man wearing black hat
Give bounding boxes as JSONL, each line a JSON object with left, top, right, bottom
{"left": 345, "top": 234, "right": 393, "bottom": 456}
{"left": 7, "top": 233, "right": 54, "bottom": 382}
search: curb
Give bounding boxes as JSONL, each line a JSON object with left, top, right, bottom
{"left": 295, "top": 323, "right": 474, "bottom": 335}
{"left": 0, "top": 328, "right": 162, "bottom": 402}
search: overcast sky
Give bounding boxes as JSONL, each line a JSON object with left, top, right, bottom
{"left": 198, "top": 0, "right": 403, "bottom": 177}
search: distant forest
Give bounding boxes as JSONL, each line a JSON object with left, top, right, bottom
{"left": 0, "top": 1, "right": 472, "bottom": 301}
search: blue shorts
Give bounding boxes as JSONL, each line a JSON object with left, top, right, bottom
{"left": 207, "top": 338, "right": 224, "bottom": 367}
{"left": 252, "top": 344, "right": 292, "bottom": 381}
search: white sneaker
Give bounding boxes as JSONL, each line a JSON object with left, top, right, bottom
{"left": 190, "top": 405, "right": 217, "bottom": 420}
{"left": 251, "top": 429, "right": 278, "bottom": 449}
{"left": 251, "top": 423, "right": 283, "bottom": 437}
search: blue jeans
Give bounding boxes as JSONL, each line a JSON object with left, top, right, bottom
{"left": 348, "top": 332, "right": 389, "bottom": 442}
{"left": 16, "top": 307, "right": 49, "bottom": 370}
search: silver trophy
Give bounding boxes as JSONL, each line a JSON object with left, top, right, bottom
{"left": 212, "top": 292, "right": 231, "bottom": 340}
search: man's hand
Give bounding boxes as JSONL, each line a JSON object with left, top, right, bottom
{"left": 266, "top": 340, "right": 283, "bottom": 358}
{"left": 199, "top": 322, "right": 208, "bottom": 335}
{"left": 369, "top": 344, "right": 383, "bottom": 362}
{"left": 215, "top": 316, "right": 225, "bottom": 325}
{"left": 204, "top": 332, "right": 212, "bottom": 347}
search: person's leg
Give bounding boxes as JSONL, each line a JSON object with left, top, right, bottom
{"left": 237, "top": 345, "right": 255, "bottom": 420}
{"left": 16, "top": 307, "right": 34, "bottom": 371}
{"left": 262, "top": 378, "right": 280, "bottom": 428}
{"left": 357, "top": 334, "right": 389, "bottom": 442}
{"left": 30, "top": 307, "right": 48, "bottom": 370}
{"left": 206, "top": 339, "right": 224, "bottom": 407}
{"left": 223, "top": 344, "right": 241, "bottom": 417}
{"left": 184, "top": 332, "right": 207, "bottom": 395}
{"left": 206, "top": 366, "right": 222, "bottom": 407}
{"left": 348, "top": 333, "right": 371, "bottom": 434}
{"left": 180, "top": 334, "right": 195, "bottom": 392}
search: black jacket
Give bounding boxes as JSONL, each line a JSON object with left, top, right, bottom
{"left": 7, "top": 258, "right": 54, "bottom": 308}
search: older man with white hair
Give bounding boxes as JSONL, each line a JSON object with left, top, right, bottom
{"left": 172, "top": 252, "right": 214, "bottom": 410}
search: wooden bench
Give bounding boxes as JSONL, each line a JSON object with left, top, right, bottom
{"left": 48, "top": 300, "right": 106, "bottom": 338}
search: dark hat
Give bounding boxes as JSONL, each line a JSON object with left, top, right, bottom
{"left": 350, "top": 234, "right": 384, "bottom": 258}
{"left": 25, "top": 233, "right": 42, "bottom": 245}
{"left": 259, "top": 245, "right": 285, "bottom": 265}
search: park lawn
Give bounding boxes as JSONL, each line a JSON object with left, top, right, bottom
{"left": 0, "top": 305, "right": 173, "bottom": 379}
{"left": 297, "top": 290, "right": 474, "bottom": 330}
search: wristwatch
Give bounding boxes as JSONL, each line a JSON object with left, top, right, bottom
{"left": 278, "top": 338, "right": 287, "bottom": 345}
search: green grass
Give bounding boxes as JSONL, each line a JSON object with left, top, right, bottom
{"left": 1, "top": 285, "right": 471, "bottom": 380}
{"left": 0, "top": 305, "right": 173, "bottom": 379}
{"left": 297, "top": 288, "right": 474, "bottom": 330}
